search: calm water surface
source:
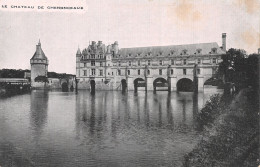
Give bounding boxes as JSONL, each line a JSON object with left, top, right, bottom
{"left": 0, "top": 89, "right": 222, "bottom": 167}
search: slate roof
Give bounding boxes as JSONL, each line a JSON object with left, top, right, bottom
{"left": 31, "top": 42, "right": 48, "bottom": 60}
{"left": 117, "top": 42, "right": 225, "bottom": 58}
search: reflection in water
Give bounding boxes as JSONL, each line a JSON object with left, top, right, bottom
{"left": 0, "top": 89, "right": 222, "bottom": 167}
{"left": 166, "top": 93, "right": 174, "bottom": 129}
{"left": 30, "top": 90, "right": 49, "bottom": 144}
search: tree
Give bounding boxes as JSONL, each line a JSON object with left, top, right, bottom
{"left": 217, "top": 48, "right": 246, "bottom": 82}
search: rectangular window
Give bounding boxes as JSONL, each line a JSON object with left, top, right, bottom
{"left": 183, "top": 69, "right": 186, "bottom": 75}
{"left": 148, "top": 60, "right": 151, "bottom": 66}
{"left": 213, "top": 58, "right": 216, "bottom": 64}
{"left": 129, "top": 61, "right": 131, "bottom": 66}
{"left": 198, "top": 59, "right": 201, "bottom": 64}
{"left": 84, "top": 63, "right": 87, "bottom": 67}
{"left": 159, "top": 69, "right": 162, "bottom": 75}
{"left": 100, "top": 62, "right": 103, "bottom": 66}
{"left": 91, "top": 69, "right": 95, "bottom": 75}
{"left": 84, "top": 70, "right": 87, "bottom": 76}
{"left": 138, "top": 69, "right": 140, "bottom": 75}
{"left": 138, "top": 60, "right": 141, "bottom": 66}
{"left": 91, "top": 61, "right": 95, "bottom": 66}
{"left": 171, "top": 69, "right": 173, "bottom": 75}
{"left": 159, "top": 60, "right": 163, "bottom": 65}
{"left": 183, "top": 59, "right": 186, "bottom": 65}
{"left": 118, "top": 69, "right": 121, "bottom": 75}
{"left": 100, "top": 69, "right": 103, "bottom": 76}
{"left": 118, "top": 61, "right": 121, "bottom": 66}
{"left": 128, "top": 70, "right": 130, "bottom": 75}
{"left": 171, "top": 59, "right": 174, "bottom": 65}
{"left": 197, "top": 69, "right": 200, "bottom": 75}
{"left": 91, "top": 54, "right": 95, "bottom": 59}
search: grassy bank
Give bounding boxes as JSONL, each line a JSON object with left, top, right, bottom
{"left": 183, "top": 88, "right": 259, "bottom": 167}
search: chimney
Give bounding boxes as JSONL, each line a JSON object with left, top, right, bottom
{"left": 222, "top": 33, "right": 226, "bottom": 51}
{"left": 91, "top": 41, "right": 96, "bottom": 46}
{"left": 258, "top": 48, "right": 260, "bottom": 54}
{"left": 98, "top": 41, "right": 102, "bottom": 46}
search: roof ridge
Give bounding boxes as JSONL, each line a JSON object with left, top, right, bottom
{"left": 120, "top": 42, "right": 218, "bottom": 50}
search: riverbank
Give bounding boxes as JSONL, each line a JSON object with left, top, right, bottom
{"left": 183, "top": 88, "right": 259, "bottom": 166}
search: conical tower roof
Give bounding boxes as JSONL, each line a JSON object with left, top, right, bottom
{"left": 76, "top": 47, "right": 81, "bottom": 55}
{"left": 31, "top": 40, "right": 48, "bottom": 60}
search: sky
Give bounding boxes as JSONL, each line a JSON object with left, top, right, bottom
{"left": 0, "top": 0, "right": 259, "bottom": 74}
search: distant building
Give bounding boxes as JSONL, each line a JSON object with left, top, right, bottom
{"left": 76, "top": 34, "right": 227, "bottom": 92}
{"left": 30, "top": 40, "right": 49, "bottom": 88}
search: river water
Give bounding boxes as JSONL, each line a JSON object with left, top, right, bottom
{"left": 0, "top": 89, "right": 222, "bottom": 167}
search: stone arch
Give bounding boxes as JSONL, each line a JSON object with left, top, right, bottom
{"left": 153, "top": 77, "right": 168, "bottom": 91}
{"left": 176, "top": 78, "right": 193, "bottom": 92}
{"left": 61, "top": 82, "right": 68, "bottom": 92}
{"left": 133, "top": 78, "right": 145, "bottom": 92}
{"left": 203, "top": 77, "right": 224, "bottom": 89}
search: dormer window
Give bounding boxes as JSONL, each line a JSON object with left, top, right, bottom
{"left": 159, "top": 51, "right": 163, "bottom": 56}
{"left": 170, "top": 50, "right": 175, "bottom": 55}
{"left": 211, "top": 48, "right": 217, "bottom": 54}
{"left": 183, "top": 49, "right": 188, "bottom": 55}
{"left": 148, "top": 52, "right": 152, "bottom": 56}
{"left": 197, "top": 49, "right": 202, "bottom": 54}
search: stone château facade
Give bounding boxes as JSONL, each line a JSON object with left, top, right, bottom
{"left": 76, "top": 34, "right": 227, "bottom": 92}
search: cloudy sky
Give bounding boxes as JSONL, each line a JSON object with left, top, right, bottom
{"left": 0, "top": 0, "right": 259, "bottom": 74}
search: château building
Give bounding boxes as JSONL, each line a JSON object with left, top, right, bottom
{"left": 76, "top": 33, "right": 227, "bottom": 92}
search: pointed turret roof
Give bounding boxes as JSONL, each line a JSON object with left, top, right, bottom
{"left": 31, "top": 40, "right": 48, "bottom": 60}
{"left": 76, "top": 47, "right": 81, "bottom": 55}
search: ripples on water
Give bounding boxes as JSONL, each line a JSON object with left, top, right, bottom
{"left": 0, "top": 89, "right": 222, "bottom": 167}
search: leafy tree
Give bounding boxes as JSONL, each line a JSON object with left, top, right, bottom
{"left": 217, "top": 48, "right": 246, "bottom": 82}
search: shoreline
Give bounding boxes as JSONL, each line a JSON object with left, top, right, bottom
{"left": 183, "top": 88, "right": 259, "bottom": 166}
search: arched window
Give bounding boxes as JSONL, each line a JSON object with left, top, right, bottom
{"left": 138, "top": 69, "right": 140, "bottom": 75}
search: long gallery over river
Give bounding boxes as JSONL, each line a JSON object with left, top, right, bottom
{"left": 28, "top": 33, "right": 227, "bottom": 92}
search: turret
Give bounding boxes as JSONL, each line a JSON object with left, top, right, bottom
{"left": 112, "top": 41, "right": 119, "bottom": 54}
{"left": 76, "top": 47, "right": 81, "bottom": 77}
{"left": 30, "top": 40, "right": 48, "bottom": 88}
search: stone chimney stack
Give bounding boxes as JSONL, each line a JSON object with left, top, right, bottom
{"left": 222, "top": 33, "right": 226, "bottom": 51}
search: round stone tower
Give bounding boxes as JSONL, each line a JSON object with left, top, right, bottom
{"left": 30, "top": 40, "right": 49, "bottom": 88}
